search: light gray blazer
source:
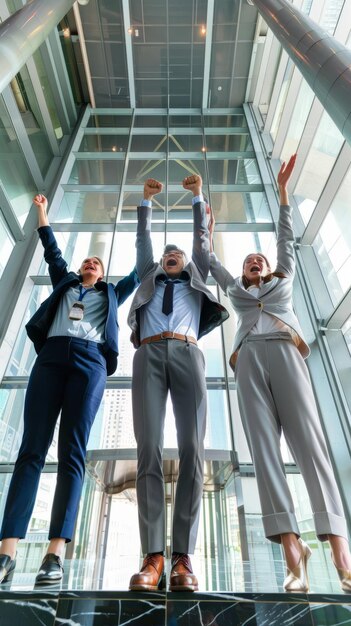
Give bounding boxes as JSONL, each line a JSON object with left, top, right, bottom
{"left": 210, "top": 204, "right": 309, "bottom": 368}
{"left": 128, "top": 202, "right": 229, "bottom": 346}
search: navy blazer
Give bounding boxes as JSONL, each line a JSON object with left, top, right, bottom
{"left": 26, "top": 226, "right": 139, "bottom": 375}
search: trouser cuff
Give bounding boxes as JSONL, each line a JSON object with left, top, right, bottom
{"left": 262, "top": 511, "right": 300, "bottom": 544}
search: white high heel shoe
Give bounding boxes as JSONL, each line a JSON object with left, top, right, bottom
{"left": 283, "top": 538, "right": 312, "bottom": 593}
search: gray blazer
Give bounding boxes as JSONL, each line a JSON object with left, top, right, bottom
{"left": 210, "top": 204, "right": 309, "bottom": 368}
{"left": 128, "top": 202, "right": 229, "bottom": 346}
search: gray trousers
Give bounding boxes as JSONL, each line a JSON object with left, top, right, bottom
{"left": 132, "top": 339, "right": 207, "bottom": 554}
{"left": 235, "top": 334, "right": 347, "bottom": 543}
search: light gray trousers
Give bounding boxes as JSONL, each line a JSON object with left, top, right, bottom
{"left": 235, "top": 333, "right": 347, "bottom": 543}
{"left": 132, "top": 339, "right": 207, "bottom": 554}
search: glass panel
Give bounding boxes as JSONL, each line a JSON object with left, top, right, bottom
{"left": 168, "top": 115, "right": 202, "bottom": 127}
{"left": 79, "top": 134, "right": 129, "bottom": 152}
{"left": 33, "top": 49, "right": 64, "bottom": 141}
{"left": 109, "top": 231, "right": 165, "bottom": 276}
{"left": 312, "top": 164, "right": 351, "bottom": 303}
{"left": 120, "top": 190, "right": 165, "bottom": 221}
{"left": 208, "top": 158, "right": 260, "bottom": 185}
{"left": 87, "top": 114, "right": 132, "bottom": 128}
{"left": 0, "top": 213, "right": 15, "bottom": 279}
{"left": 281, "top": 80, "right": 314, "bottom": 162}
{"left": 0, "top": 389, "right": 59, "bottom": 462}
{"left": 6, "top": 285, "right": 50, "bottom": 377}
{"left": 270, "top": 60, "right": 294, "bottom": 142}
{"left": 68, "top": 160, "right": 125, "bottom": 185}
{"left": 320, "top": 0, "right": 344, "bottom": 34}
{"left": 54, "top": 191, "right": 119, "bottom": 223}
{"left": 39, "top": 232, "right": 113, "bottom": 276}
{"left": 294, "top": 112, "right": 345, "bottom": 224}
{"left": 0, "top": 96, "right": 37, "bottom": 226}
{"left": 210, "top": 191, "right": 270, "bottom": 223}
{"left": 133, "top": 115, "right": 168, "bottom": 127}
{"left": 130, "top": 133, "right": 167, "bottom": 152}
{"left": 168, "top": 133, "right": 204, "bottom": 152}
{"left": 205, "top": 134, "right": 253, "bottom": 152}
{"left": 211, "top": 231, "right": 277, "bottom": 280}
{"left": 13, "top": 67, "right": 53, "bottom": 176}
{"left": 125, "top": 159, "right": 166, "bottom": 184}
{"left": 169, "top": 158, "right": 206, "bottom": 184}
{"left": 203, "top": 114, "right": 247, "bottom": 128}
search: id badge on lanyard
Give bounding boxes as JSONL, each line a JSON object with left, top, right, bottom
{"left": 69, "top": 285, "right": 94, "bottom": 321}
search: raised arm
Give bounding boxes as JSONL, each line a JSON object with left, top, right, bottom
{"left": 136, "top": 179, "right": 163, "bottom": 280}
{"left": 33, "top": 194, "right": 68, "bottom": 287}
{"left": 33, "top": 194, "right": 49, "bottom": 227}
{"left": 275, "top": 154, "right": 297, "bottom": 277}
{"left": 182, "top": 174, "right": 210, "bottom": 281}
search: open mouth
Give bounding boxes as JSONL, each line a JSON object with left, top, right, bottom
{"left": 166, "top": 259, "right": 177, "bottom": 267}
{"left": 85, "top": 265, "right": 95, "bottom": 271}
{"left": 250, "top": 265, "right": 260, "bottom": 272}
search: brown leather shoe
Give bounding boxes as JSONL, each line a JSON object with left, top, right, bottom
{"left": 169, "top": 553, "right": 198, "bottom": 591}
{"left": 129, "top": 554, "right": 165, "bottom": 591}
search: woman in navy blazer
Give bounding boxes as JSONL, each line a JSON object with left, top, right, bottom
{"left": 0, "top": 194, "right": 138, "bottom": 585}
{"left": 209, "top": 155, "right": 351, "bottom": 593}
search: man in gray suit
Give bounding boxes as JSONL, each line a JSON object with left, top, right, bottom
{"left": 128, "top": 176, "right": 228, "bottom": 592}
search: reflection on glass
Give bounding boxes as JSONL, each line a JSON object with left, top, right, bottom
{"left": 208, "top": 158, "right": 260, "bottom": 185}
{"left": 131, "top": 134, "right": 167, "bottom": 152}
{"left": 87, "top": 114, "right": 132, "bottom": 128}
{"left": 6, "top": 285, "right": 52, "bottom": 377}
{"left": 169, "top": 115, "right": 202, "bottom": 127}
{"left": 126, "top": 159, "right": 166, "bottom": 184}
{"left": 79, "top": 134, "right": 129, "bottom": 152}
{"left": 312, "top": 164, "right": 351, "bottom": 303}
{"left": 54, "top": 192, "right": 119, "bottom": 223}
{"left": 205, "top": 134, "right": 253, "bottom": 152}
{"left": 210, "top": 191, "right": 270, "bottom": 223}
{"left": 13, "top": 68, "right": 53, "bottom": 176}
{"left": 33, "top": 49, "right": 64, "bottom": 140}
{"left": 120, "top": 190, "right": 165, "bottom": 221}
{"left": 203, "top": 114, "right": 247, "bottom": 128}
{"left": 295, "top": 112, "right": 344, "bottom": 224}
{"left": 69, "top": 160, "right": 125, "bottom": 185}
{"left": 133, "top": 115, "right": 168, "bottom": 127}
{"left": 169, "top": 158, "right": 206, "bottom": 184}
{"left": 0, "top": 96, "right": 36, "bottom": 226}
{"left": 168, "top": 134, "right": 204, "bottom": 152}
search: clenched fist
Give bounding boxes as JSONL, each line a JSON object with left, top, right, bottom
{"left": 144, "top": 179, "right": 163, "bottom": 200}
{"left": 182, "top": 174, "right": 202, "bottom": 196}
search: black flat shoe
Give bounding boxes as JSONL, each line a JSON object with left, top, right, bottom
{"left": 0, "top": 554, "right": 16, "bottom": 584}
{"left": 35, "top": 553, "right": 64, "bottom": 585}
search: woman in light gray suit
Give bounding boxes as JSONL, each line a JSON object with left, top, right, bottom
{"left": 209, "top": 154, "right": 351, "bottom": 593}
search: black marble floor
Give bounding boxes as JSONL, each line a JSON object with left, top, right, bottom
{"left": 0, "top": 588, "right": 350, "bottom": 626}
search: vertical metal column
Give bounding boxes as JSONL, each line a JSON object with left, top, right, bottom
{"left": 248, "top": 0, "right": 351, "bottom": 145}
{"left": 0, "top": 0, "right": 76, "bottom": 94}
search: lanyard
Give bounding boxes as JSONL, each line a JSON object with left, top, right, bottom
{"left": 78, "top": 285, "right": 95, "bottom": 302}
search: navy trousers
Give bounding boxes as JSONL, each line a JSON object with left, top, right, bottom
{"left": 0, "top": 337, "right": 107, "bottom": 542}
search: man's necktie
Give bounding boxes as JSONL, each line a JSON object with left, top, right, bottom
{"left": 162, "top": 279, "right": 180, "bottom": 316}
